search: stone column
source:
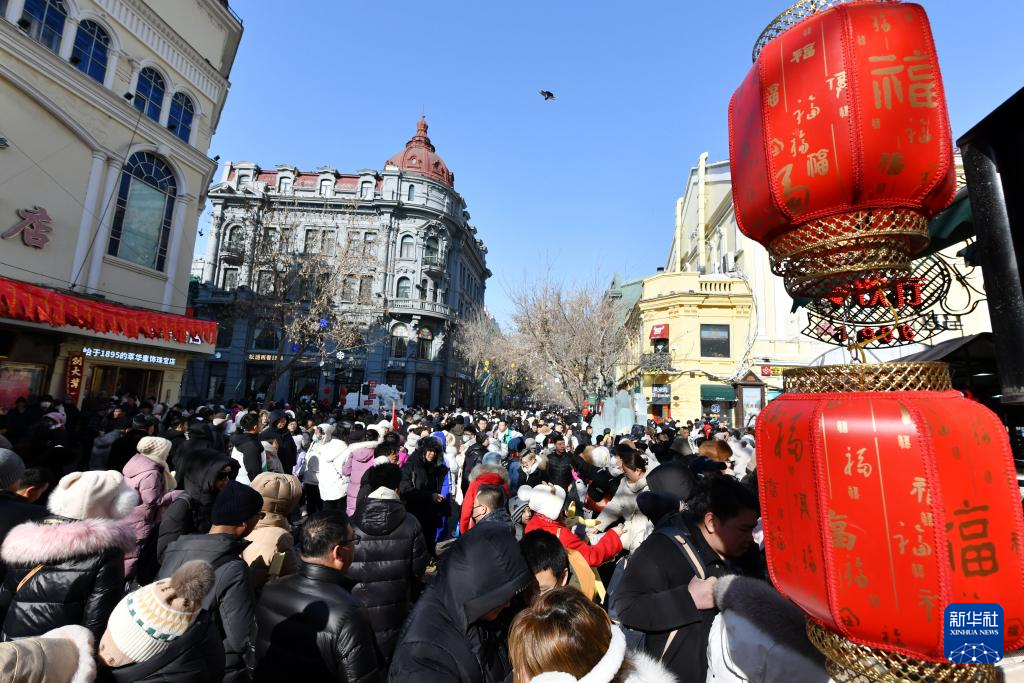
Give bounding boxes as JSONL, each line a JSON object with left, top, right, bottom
{"left": 4, "top": 0, "right": 26, "bottom": 25}
{"left": 430, "top": 374, "right": 441, "bottom": 410}
{"left": 161, "top": 194, "right": 191, "bottom": 310}
{"left": 69, "top": 150, "right": 108, "bottom": 287}
{"left": 58, "top": 16, "right": 77, "bottom": 60}
{"left": 86, "top": 157, "right": 124, "bottom": 293}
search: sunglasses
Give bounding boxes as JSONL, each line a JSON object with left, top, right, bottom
{"left": 216, "top": 471, "right": 233, "bottom": 481}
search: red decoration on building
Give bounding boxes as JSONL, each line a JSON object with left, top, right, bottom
{"left": 65, "top": 352, "right": 84, "bottom": 403}
{"left": 649, "top": 324, "right": 670, "bottom": 340}
{"left": 0, "top": 276, "right": 217, "bottom": 345}
{"left": 729, "top": 2, "right": 957, "bottom": 297}
{"left": 756, "top": 369, "right": 1024, "bottom": 661}
{"left": 384, "top": 116, "right": 455, "bottom": 187}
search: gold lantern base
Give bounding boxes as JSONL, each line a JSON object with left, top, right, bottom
{"left": 782, "top": 362, "right": 951, "bottom": 393}
{"left": 807, "top": 621, "right": 996, "bottom": 683}
{"left": 768, "top": 208, "right": 930, "bottom": 298}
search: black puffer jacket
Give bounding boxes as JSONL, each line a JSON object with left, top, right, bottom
{"left": 0, "top": 516, "right": 133, "bottom": 642}
{"left": 346, "top": 491, "right": 428, "bottom": 661}
{"left": 388, "top": 525, "right": 532, "bottom": 682}
{"left": 544, "top": 449, "right": 574, "bottom": 490}
{"left": 171, "top": 423, "right": 215, "bottom": 481}
{"left": 230, "top": 431, "right": 264, "bottom": 484}
{"left": 399, "top": 449, "right": 448, "bottom": 546}
{"left": 157, "top": 454, "right": 238, "bottom": 562}
{"left": 260, "top": 410, "right": 297, "bottom": 475}
{"left": 460, "top": 443, "right": 488, "bottom": 495}
{"left": 255, "top": 561, "right": 381, "bottom": 683}
{"left": 109, "top": 428, "right": 148, "bottom": 474}
{"left": 159, "top": 533, "right": 254, "bottom": 683}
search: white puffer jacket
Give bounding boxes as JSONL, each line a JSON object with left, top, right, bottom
{"left": 312, "top": 424, "right": 347, "bottom": 502}
{"left": 595, "top": 476, "right": 652, "bottom": 554}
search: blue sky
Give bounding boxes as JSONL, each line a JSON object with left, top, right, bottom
{"left": 197, "top": 0, "right": 1023, "bottom": 323}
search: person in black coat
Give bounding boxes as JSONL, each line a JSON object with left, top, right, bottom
{"left": 90, "top": 416, "right": 132, "bottom": 470}
{"left": 612, "top": 476, "right": 761, "bottom": 683}
{"left": 388, "top": 524, "right": 533, "bottom": 682}
{"left": 543, "top": 434, "right": 574, "bottom": 491}
{"left": 346, "top": 464, "right": 427, "bottom": 663}
{"left": 156, "top": 454, "right": 238, "bottom": 563}
{"left": 0, "top": 450, "right": 45, "bottom": 545}
{"left": 399, "top": 438, "right": 448, "bottom": 556}
{"left": 158, "top": 482, "right": 263, "bottom": 683}
{"left": 255, "top": 509, "right": 381, "bottom": 682}
{"left": 108, "top": 415, "right": 151, "bottom": 473}
{"left": 460, "top": 432, "right": 488, "bottom": 496}
{"left": 171, "top": 422, "right": 215, "bottom": 479}
{"left": 260, "top": 409, "right": 297, "bottom": 476}
{"left": 0, "top": 470, "right": 138, "bottom": 643}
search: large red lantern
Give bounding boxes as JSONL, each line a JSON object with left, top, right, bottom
{"left": 756, "top": 363, "right": 1024, "bottom": 676}
{"left": 729, "top": 1, "right": 957, "bottom": 297}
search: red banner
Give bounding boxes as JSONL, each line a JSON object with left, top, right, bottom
{"left": 0, "top": 276, "right": 217, "bottom": 345}
{"left": 65, "top": 353, "right": 84, "bottom": 403}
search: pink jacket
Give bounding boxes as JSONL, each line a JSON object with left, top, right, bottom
{"left": 343, "top": 445, "right": 376, "bottom": 516}
{"left": 121, "top": 453, "right": 178, "bottom": 577}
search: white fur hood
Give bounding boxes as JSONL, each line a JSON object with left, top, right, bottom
{"left": 2, "top": 517, "right": 136, "bottom": 565}
{"left": 531, "top": 626, "right": 676, "bottom": 683}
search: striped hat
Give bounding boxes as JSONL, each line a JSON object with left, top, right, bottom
{"left": 102, "top": 560, "right": 214, "bottom": 664}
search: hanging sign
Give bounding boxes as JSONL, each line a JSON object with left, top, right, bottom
{"left": 65, "top": 352, "right": 84, "bottom": 403}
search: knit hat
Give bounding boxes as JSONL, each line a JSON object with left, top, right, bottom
{"left": 48, "top": 471, "right": 137, "bottom": 520}
{"left": 137, "top": 437, "right": 171, "bottom": 465}
{"left": 99, "top": 560, "right": 215, "bottom": 668}
{"left": 211, "top": 481, "right": 264, "bottom": 526}
{"left": 518, "top": 483, "right": 566, "bottom": 521}
{"left": 0, "top": 449, "right": 25, "bottom": 491}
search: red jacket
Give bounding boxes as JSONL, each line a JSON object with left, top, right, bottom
{"left": 459, "top": 470, "right": 510, "bottom": 534}
{"left": 524, "top": 513, "right": 622, "bottom": 567}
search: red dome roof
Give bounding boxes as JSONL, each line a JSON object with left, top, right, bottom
{"left": 384, "top": 116, "right": 454, "bottom": 187}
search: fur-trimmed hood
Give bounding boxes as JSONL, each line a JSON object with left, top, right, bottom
{"left": 530, "top": 626, "right": 676, "bottom": 682}
{"left": 468, "top": 463, "right": 510, "bottom": 486}
{"left": 1, "top": 517, "right": 135, "bottom": 565}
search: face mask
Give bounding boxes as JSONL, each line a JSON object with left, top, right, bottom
{"left": 39, "top": 402, "right": 51, "bottom": 409}
{"left": 608, "top": 460, "right": 624, "bottom": 477}
{"left": 312, "top": 434, "right": 321, "bottom": 442}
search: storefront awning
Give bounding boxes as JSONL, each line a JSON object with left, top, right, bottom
{"left": 0, "top": 275, "right": 217, "bottom": 347}
{"left": 649, "top": 324, "right": 670, "bottom": 340}
{"left": 700, "top": 384, "right": 735, "bottom": 402}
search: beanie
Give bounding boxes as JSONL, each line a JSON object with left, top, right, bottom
{"left": 0, "top": 449, "right": 25, "bottom": 491}
{"left": 47, "top": 470, "right": 137, "bottom": 520}
{"left": 211, "top": 481, "right": 264, "bottom": 526}
{"left": 137, "top": 436, "right": 172, "bottom": 465}
{"left": 100, "top": 560, "right": 215, "bottom": 666}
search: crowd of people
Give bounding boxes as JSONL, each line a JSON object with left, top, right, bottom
{"left": 0, "top": 392, "right": 834, "bottom": 682}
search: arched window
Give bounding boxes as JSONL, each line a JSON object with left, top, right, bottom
{"left": 226, "top": 225, "right": 243, "bottom": 249}
{"left": 21, "top": 0, "right": 67, "bottom": 53}
{"left": 417, "top": 328, "right": 433, "bottom": 360}
{"left": 134, "top": 67, "right": 165, "bottom": 122}
{"left": 419, "top": 278, "right": 428, "bottom": 301}
{"left": 399, "top": 235, "right": 414, "bottom": 258}
{"left": 70, "top": 20, "right": 109, "bottom": 83}
{"left": 396, "top": 277, "right": 412, "bottom": 299}
{"left": 167, "top": 92, "right": 195, "bottom": 143}
{"left": 391, "top": 324, "right": 409, "bottom": 358}
{"left": 107, "top": 152, "right": 177, "bottom": 271}
{"left": 424, "top": 237, "right": 439, "bottom": 261}
{"left": 319, "top": 179, "right": 332, "bottom": 196}
{"left": 278, "top": 176, "right": 292, "bottom": 193}
{"left": 407, "top": 185, "right": 415, "bottom": 202}
{"left": 360, "top": 181, "right": 372, "bottom": 199}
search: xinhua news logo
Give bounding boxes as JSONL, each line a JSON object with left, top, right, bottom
{"left": 944, "top": 603, "right": 1004, "bottom": 664}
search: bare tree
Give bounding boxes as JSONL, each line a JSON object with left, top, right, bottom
{"left": 507, "top": 276, "right": 626, "bottom": 409}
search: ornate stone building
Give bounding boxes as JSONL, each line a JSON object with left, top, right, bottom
{"left": 186, "top": 117, "right": 490, "bottom": 408}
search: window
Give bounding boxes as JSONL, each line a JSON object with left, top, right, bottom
{"left": 167, "top": 92, "right": 195, "bottom": 143}
{"left": 107, "top": 152, "right": 177, "bottom": 271}
{"left": 262, "top": 228, "right": 277, "bottom": 251}
{"left": 345, "top": 232, "right": 360, "bottom": 256}
{"left": 226, "top": 225, "right": 243, "bottom": 249}
{"left": 341, "top": 276, "right": 358, "bottom": 301}
{"left": 362, "top": 233, "right": 376, "bottom": 257}
{"left": 278, "top": 176, "right": 292, "bottom": 193}
{"left": 215, "top": 321, "right": 234, "bottom": 348}
{"left": 281, "top": 228, "right": 294, "bottom": 253}
{"left": 257, "top": 271, "right": 274, "bottom": 294}
{"left": 391, "top": 324, "right": 409, "bottom": 358}
{"left": 253, "top": 323, "right": 279, "bottom": 350}
{"left": 304, "top": 228, "right": 320, "bottom": 254}
{"left": 700, "top": 324, "right": 730, "bottom": 358}
{"left": 237, "top": 172, "right": 251, "bottom": 186}
{"left": 396, "top": 277, "right": 412, "bottom": 299}
{"left": 399, "top": 235, "right": 414, "bottom": 258}
{"left": 134, "top": 67, "right": 165, "bottom": 122}
{"left": 424, "top": 237, "right": 439, "bottom": 261}
{"left": 407, "top": 185, "right": 415, "bottom": 201}
{"left": 320, "top": 179, "right": 332, "bottom": 196}
{"left": 21, "top": 0, "right": 67, "bottom": 53}
{"left": 222, "top": 267, "right": 239, "bottom": 290}
{"left": 70, "top": 20, "right": 109, "bottom": 83}
{"left": 359, "top": 275, "right": 373, "bottom": 304}
{"left": 419, "top": 278, "right": 428, "bottom": 301}
{"left": 417, "top": 331, "right": 432, "bottom": 360}
{"left": 360, "top": 181, "right": 372, "bottom": 198}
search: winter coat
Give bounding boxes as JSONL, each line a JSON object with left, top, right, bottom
{"left": 399, "top": 451, "right": 448, "bottom": 541}
{"left": 0, "top": 624, "right": 96, "bottom": 683}
{"left": 156, "top": 454, "right": 238, "bottom": 563}
{"left": 242, "top": 474, "right": 302, "bottom": 591}
{"left": 335, "top": 439, "right": 377, "bottom": 498}
{"left": 544, "top": 450, "right": 574, "bottom": 490}
{"left": 596, "top": 476, "right": 652, "bottom": 554}
{"left": 525, "top": 513, "right": 622, "bottom": 568}
{"left": 311, "top": 424, "right": 347, "bottom": 501}
{"left": 89, "top": 429, "right": 123, "bottom": 470}
{"left": 121, "top": 453, "right": 178, "bottom": 578}
{"left": 255, "top": 561, "right": 381, "bottom": 683}
{"left": 460, "top": 444, "right": 488, "bottom": 495}
{"left": 345, "top": 489, "right": 428, "bottom": 661}
{"left": 0, "top": 491, "right": 45, "bottom": 552}
{"left": 475, "top": 508, "right": 516, "bottom": 535}
{"left": 172, "top": 425, "right": 215, "bottom": 483}
{"left": 261, "top": 411, "right": 297, "bottom": 475}
{"left": 388, "top": 525, "right": 533, "bottom": 683}
{"left": 158, "top": 533, "right": 255, "bottom": 683}
{"left": 102, "top": 609, "right": 225, "bottom": 683}
{"left": 108, "top": 428, "right": 148, "bottom": 474}
{"left": 230, "top": 431, "right": 265, "bottom": 485}
{"left": 525, "top": 626, "right": 677, "bottom": 683}
{"left": 613, "top": 513, "right": 735, "bottom": 683}
{"left": 343, "top": 445, "right": 376, "bottom": 516}
{"left": 705, "top": 575, "right": 827, "bottom": 683}
{"left": 0, "top": 516, "right": 133, "bottom": 643}
{"left": 459, "top": 464, "right": 510, "bottom": 534}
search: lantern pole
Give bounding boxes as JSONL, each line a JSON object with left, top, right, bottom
{"left": 957, "top": 87, "right": 1024, "bottom": 405}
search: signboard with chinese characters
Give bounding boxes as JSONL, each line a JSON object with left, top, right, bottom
{"left": 247, "top": 353, "right": 282, "bottom": 362}
{"left": 65, "top": 353, "right": 84, "bottom": 403}
{"left": 2, "top": 207, "right": 52, "bottom": 248}
{"left": 651, "top": 384, "right": 671, "bottom": 405}
{"left": 82, "top": 347, "right": 176, "bottom": 366}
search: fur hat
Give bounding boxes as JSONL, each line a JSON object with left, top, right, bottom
{"left": 518, "top": 483, "right": 566, "bottom": 521}
{"left": 100, "top": 560, "right": 215, "bottom": 667}
{"left": 0, "top": 449, "right": 25, "bottom": 491}
{"left": 250, "top": 472, "right": 302, "bottom": 516}
{"left": 48, "top": 471, "right": 137, "bottom": 520}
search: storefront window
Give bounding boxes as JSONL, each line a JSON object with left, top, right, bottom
{"left": 0, "top": 363, "right": 47, "bottom": 408}
{"left": 700, "top": 324, "right": 730, "bottom": 358}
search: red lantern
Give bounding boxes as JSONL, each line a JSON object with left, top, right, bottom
{"left": 729, "top": 1, "right": 957, "bottom": 297}
{"left": 756, "top": 363, "right": 1024, "bottom": 665}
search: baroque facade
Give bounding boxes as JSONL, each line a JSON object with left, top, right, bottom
{"left": 186, "top": 117, "right": 490, "bottom": 409}
{"left": 0, "top": 0, "right": 241, "bottom": 407}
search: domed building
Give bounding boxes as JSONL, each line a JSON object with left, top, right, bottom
{"left": 187, "top": 117, "right": 489, "bottom": 408}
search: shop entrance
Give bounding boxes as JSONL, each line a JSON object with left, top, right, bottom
{"left": 414, "top": 374, "right": 431, "bottom": 407}
{"left": 88, "top": 365, "right": 162, "bottom": 401}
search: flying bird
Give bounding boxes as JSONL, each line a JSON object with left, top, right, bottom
{"left": 539, "top": 90, "right": 556, "bottom": 101}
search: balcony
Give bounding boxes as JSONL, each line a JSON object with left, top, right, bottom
{"left": 388, "top": 299, "right": 453, "bottom": 319}
{"left": 422, "top": 254, "right": 445, "bottom": 276}
{"left": 640, "top": 352, "right": 675, "bottom": 374}
{"left": 221, "top": 242, "right": 245, "bottom": 265}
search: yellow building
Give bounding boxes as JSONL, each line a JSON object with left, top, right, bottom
{"left": 0, "top": 0, "right": 242, "bottom": 406}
